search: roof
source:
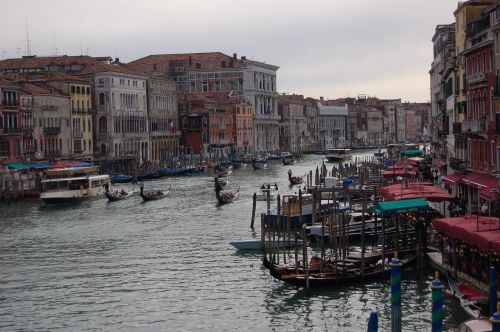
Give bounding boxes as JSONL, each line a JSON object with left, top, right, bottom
{"left": 382, "top": 169, "right": 416, "bottom": 178}
{"left": 317, "top": 102, "right": 348, "bottom": 116}
{"left": 128, "top": 52, "right": 246, "bottom": 73}
{"left": 462, "top": 173, "right": 499, "bottom": 201}
{"left": 373, "top": 198, "right": 428, "bottom": 216}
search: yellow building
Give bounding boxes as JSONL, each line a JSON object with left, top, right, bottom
{"left": 234, "top": 103, "right": 253, "bottom": 155}
{"left": 47, "top": 74, "right": 94, "bottom": 160}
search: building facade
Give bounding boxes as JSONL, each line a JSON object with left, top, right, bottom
{"left": 0, "top": 80, "right": 22, "bottom": 162}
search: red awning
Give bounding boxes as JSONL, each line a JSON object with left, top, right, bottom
{"left": 441, "top": 172, "right": 466, "bottom": 184}
{"left": 380, "top": 182, "right": 452, "bottom": 202}
{"left": 462, "top": 173, "right": 499, "bottom": 201}
{"left": 432, "top": 161, "right": 446, "bottom": 169}
{"left": 432, "top": 215, "right": 500, "bottom": 254}
{"left": 382, "top": 169, "right": 416, "bottom": 179}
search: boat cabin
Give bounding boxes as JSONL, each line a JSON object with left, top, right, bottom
{"left": 282, "top": 194, "right": 313, "bottom": 216}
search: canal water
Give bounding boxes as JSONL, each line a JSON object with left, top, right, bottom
{"left": 0, "top": 153, "right": 467, "bottom": 331}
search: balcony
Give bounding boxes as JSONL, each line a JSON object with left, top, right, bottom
{"left": 44, "top": 149, "right": 62, "bottom": 158}
{"left": 449, "top": 157, "right": 468, "bottom": 171}
{"left": 467, "top": 72, "right": 487, "bottom": 85}
{"left": 462, "top": 118, "right": 486, "bottom": 134}
{"left": 2, "top": 127, "right": 21, "bottom": 134}
{"left": 452, "top": 122, "right": 462, "bottom": 134}
{"left": 74, "top": 131, "right": 83, "bottom": 138}
{"left": 43, "top": 127, "right": 61, "bottom": 135}
{"left": 97, "top": 133, "right": 109, "bottom": 140}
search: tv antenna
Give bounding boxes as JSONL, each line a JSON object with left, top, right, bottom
{"left": 25, "top": 12, "right": 32, "bottom": 56}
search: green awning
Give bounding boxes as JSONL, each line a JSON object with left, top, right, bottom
{"left": 400, "top": 149, "right": 422, "bottom": 157}
{"left": 373, "top": 198, "right": 428, "bottom": 216}
{"left": 5, "top": 162, "right": 28, "bottom": 170}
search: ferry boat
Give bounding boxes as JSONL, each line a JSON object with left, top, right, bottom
{"left": 325, "top": 148, "right": 352, "bottom": 163}
{"left": 40, "top": 166, "right": 110, "bottom": 205}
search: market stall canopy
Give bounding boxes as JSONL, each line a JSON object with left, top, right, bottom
{"left": 382, "top": 169, "right": 416, "bottom": 179}
{"left": 441, "top": 172, "right": 466, "bottom": 184}
{"left": 373, "top": 198, "right": 428, "bottom": 216}
{"left": 462, "top": 173, "right": 499, "bottom": 201}
{"left": 379, "top": 182, "right": 452, "bottom": 202}
{"left": 5, "top": 162, "right": 28, "bottom": 170}
{"left": 432, "top": 215, "right": 500, "bottom": 254}
{"left": 30, "top": 163, "right": 54, "bottom": 169}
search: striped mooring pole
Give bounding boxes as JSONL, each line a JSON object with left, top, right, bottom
{"left": 367, "top": 311, "right": 378, "bottom": 332}
{"left": 490, "top": 266, "right": 497, "bottom": 316}
{"left": 430, "top": 271, "right": 444, "bottom": 332}
{"left": 390, "top": 255, "right": 402, "bottom": 332}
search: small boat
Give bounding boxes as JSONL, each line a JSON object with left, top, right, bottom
{"left": 325, "top": 148, "right": 352, "bottom": 163}
{"left": 214, "top": 164, "right": 232, "bottom": 177}
{"left": 230, "top": 239, "right": 303, "bottom": 250}
{"left": 104, "top": 184, "right": 134, "bottom": 202}
{"left": 287, "top": 169, "right": 303, "bottom": 185}
{"left": 233, "top": 161, "right": 247, "bottom": 169}
{"left": 112, "top": 174, "right": 133, "bottom": 183}
{"left": 252, "top": 159, "right": 268, "bottom": 170}
{"left": 215, "top": 183, "right": 239, "bottom": 205}
{"left": 268, "top": 251, "right": 416, "bottom": 288}
{"left": 447, "top": 273, "right": 487, "bottom": 318}
{"left": 138, "top": 170, "right": 162, "bottom": 181}
{"left": 256, "top": 184, "right": 278, "bottom": 201}
{"left": 139, "top": 183, "right": 170, "bottom": 202}
{"left": 453, "top": 318, "right": 491, "bottom": 332}
{"left": 282, "top": 157, "right": 296, "bottom": 166}
{"left": 214, "top": 177, "right": 229, "bottom": 188}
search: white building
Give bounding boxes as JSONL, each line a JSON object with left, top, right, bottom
{"left": 317, "top": 102, "right": 347, "bottom": 149}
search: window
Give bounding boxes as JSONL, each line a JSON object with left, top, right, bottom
{"left": 71, "top": 86, "right": 75, "bottom": 93}
{"left": 86, "top": 87, "right": 90, "bottom": 94}
{"left": 99, "top": 93, "right": 105, "bottom": 105}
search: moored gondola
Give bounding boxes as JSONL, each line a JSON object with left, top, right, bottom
{"left": 287, "top": 169, "right": 303, "bottom": 185}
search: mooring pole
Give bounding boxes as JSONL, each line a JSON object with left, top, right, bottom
{"left": 390, "top": 254, "right": 402, "bottom": 332}
{"left": 490, "top": 267, "right": 497, "bottom": 317}
{"left": 430, "top": 271, "right": 444, "bottom": 332}
{"left": 251, "top": 192, "right": 257, "bottom": 228}
{"left": 491, "top": 302, "right": 500, "bottom": 332}
{"left": 367, "top": 311, "right": 378, "bottom": 332}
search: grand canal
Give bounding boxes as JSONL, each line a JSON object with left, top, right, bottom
{"left": 0, "top": 153, "right": 467, "bottom": 331}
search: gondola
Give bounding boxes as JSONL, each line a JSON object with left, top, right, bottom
{"left": 287, "top": 169, "right": 303, "bottom": 185}
{"left": 267, "top": 252, "right": 416, "bottom": 288}
{"left": 447, "top": 273, "right": 487, "bottom": 318}
{"left": 139, "top": 183, "right": 170, "bottom": 202}
{"left": 215, "top": 184, "right": 239, "bottom": 205}
{"left": 232, "top": 161, "right": 247, "bottom": 169}
{"left": 137, "top": 170, "right": 162, "bottom": 181}
{"left": 252, "top": 158, "right": 268, "bottom": 170}
{"left": 282, "top": 157, "right": 296, "bottom": 166}
{"left": 104, "top": 183, "right": 134, "bottom": 202}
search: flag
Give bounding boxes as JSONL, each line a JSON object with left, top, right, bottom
{"left": 167, "top": 118, "right": 175, "bottom": 133}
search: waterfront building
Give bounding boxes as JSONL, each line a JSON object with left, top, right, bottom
{"left": 303, "top": 99, "right": 319, "bottom": 152}
{"left": 278, "top": 94, "right": 306, "bottom": 153}
{"left": 0, "top": 79, "right": 22, "bottom": 162}
{"left": 128, "top": 52, "right": 280, "bottom": 153}
{"left": 430, "top": 23, "right": 456, "bottom": 161}
{"left": 45, "top": 74, "right": 94, "bottom": 160}
{"left": 20, "top": 82, "right": 71, "bottom": 161}
{"left": 234, "top": 102, "right": 253, "bottom": 156}
{"left": 82, "top": 63, "right": 150, "bottom": 173}
{"left": 316, "top": 101, "right": 347, "bottom": 150}
{"left": 178, "top": 94, "right": 237, "bottom": 158}
{"left": 146, "top": 76, "right": 180, "bottom": 163}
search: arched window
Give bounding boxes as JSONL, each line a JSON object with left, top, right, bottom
{"left": 98, "top": 116, "right": 107, "bottom": 133}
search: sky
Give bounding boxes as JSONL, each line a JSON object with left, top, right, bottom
{"left": 1, "top": 0, "right": 462, "bottom": 102}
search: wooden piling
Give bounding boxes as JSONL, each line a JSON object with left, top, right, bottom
{"left": 251, "top": 192, "right": 257, "bottom": 228}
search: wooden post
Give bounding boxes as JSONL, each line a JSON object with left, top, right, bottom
{"left": 303, "top": 224, "right": 310, "bottom": 292}
{"left": 251, "top": 192, "right": 257, "bottom": 228}
{"left": 361, "top": 189, "right": 366, "bottom": 280}
{"left": 278, "top": 194, "right": 286, "bottom": 265}
{"left": 260, "top": 213, "right": 265, "bottom": 252}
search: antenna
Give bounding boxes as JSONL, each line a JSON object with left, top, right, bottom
{"left": 52, "top": 28, "right": 56, "bottom": 56}
{"left": 85, "top": 48, "right": 90, "bottom": 56}
{"left": 80, "top": 40, "right": 83, "bottom": 55}
{"left": 16, "top": 47, "right": 20, "bottom": 58}
{"left": 25, "top": 12, "right": 31, "bottom": 56}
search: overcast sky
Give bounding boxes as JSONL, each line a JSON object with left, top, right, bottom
{"left": 1, "top": 0, "right": 460, "bottom": 102}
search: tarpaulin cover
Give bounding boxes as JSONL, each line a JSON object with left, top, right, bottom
{"left": 441, "top": 172, "right": 466, "bottom": 184}
{"left": 400, "top": 149, "right": 422, "bottom": 156}
{"left": 30, "top": 163, "right": 53, "bottom": 169}
{"left": 373, "top": 198, "right": 428, "bottom": 216}
{"left": 382, "top": 169, "right": 416, "bottom": 178}
{"left": 5, "top": 162, "right": 28, "bottom": 169}
{"left": 379, "top": 182, "right": 452, "bottom": 202}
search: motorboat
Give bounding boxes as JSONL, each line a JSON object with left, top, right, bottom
{"left": 325, "top": 148, "right": 352, "bottom": 163}
{"left": 230, "top": 239, "right": 303, "bottom": 250}
{"left": 256, "top": 184, "right": 278, "bottom": 201}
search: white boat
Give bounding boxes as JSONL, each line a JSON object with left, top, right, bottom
{"left": 454, "top": 318, "right": 491, "bottom": 332}
{"left": 256, "top": 184, "right": 278, "bottom": 201}
{"left": 40, "top": 167, "right": 110, "bottom": 205}
{"left": 325, "top": 148, "right": 352, "bottom": 162}
{"left": 230, "top": 239, "right": 303, "bottom": 250}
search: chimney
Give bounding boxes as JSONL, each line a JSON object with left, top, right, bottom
{"left": 189, "top": 56, "right": 192, "bottom": 67}
{"left": 320, "top": 96, "right": 324, "bottom": 101}
{"left": 241, "top": 56, "right": 246, "bottom": 60}
{"left": 233, "top": 53, "right": 237, "bottom": 59}
{"left": 114, "top": 57, "right": 120, "bottom": 64}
